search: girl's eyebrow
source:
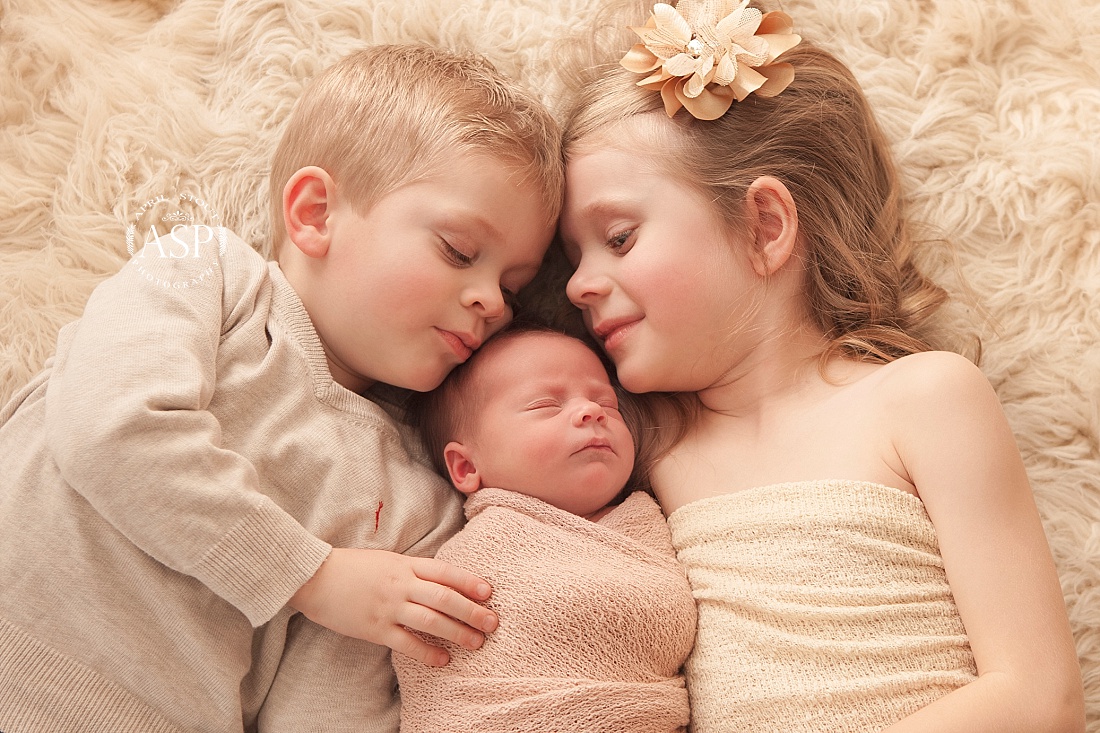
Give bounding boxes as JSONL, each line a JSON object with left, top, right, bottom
{"left": 560, "top": 197, "right": 634, "bottom": 247}
{"left": 575, "top": 196, "right": 634, "bottom": 222}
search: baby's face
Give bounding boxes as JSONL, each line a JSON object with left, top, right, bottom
{"left": 453, "top": 333, "right": 635, "bottom": 518}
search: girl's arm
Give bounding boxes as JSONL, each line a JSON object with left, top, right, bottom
{"left": 882, "top": 351, "right": 1084, "bottom": 733}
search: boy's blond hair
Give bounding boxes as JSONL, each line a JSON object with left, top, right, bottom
{"left": 269, "top": 44, "right": 563, "bottom": 252}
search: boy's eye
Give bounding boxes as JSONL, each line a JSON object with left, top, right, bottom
{"left": 606, "top": 228, "right": 635, "bottom": 254}
{"left": 526, "top": 399, "right": 561, "bottom": 411}
{"left": 441, "top": 240, "right": 474, "bottom": 266}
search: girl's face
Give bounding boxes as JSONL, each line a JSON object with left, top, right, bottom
{"left": 561, "top": 136, "right": 759, "bottom": 394}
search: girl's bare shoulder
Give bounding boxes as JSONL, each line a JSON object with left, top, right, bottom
{"left": 850, "top": 350, "right": 989, "bottom": 402}
{"left": 845, "top": 352, "right": 1002, "bottom": 446}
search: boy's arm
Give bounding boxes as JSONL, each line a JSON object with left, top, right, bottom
{"left": 43, "top": 232, "right": 327, "bottom": 626}
{"left": 882, "top": 352, "right": 1084, "bottom": 733}
{"left": 40, "top": 230, "right": 497, "bottom": 652}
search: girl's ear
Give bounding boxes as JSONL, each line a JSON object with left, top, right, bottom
{"left": 283, "top": 166, "right": 336, "bottom": 259}
{"left": 443, "top": 441, "right": 482, "bottom": 495}
{"left": 744, "top": 176, "right": 799, "bottom": 277}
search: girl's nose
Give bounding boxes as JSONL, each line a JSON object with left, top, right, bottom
{"left": 565, "top": 262, "right": 610, "bottom": 307}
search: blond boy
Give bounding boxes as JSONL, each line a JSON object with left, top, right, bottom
{"left": 0, "top": 45, "right": 560, "bottom": 733}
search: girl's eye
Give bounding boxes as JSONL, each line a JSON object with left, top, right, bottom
{"left": 606, "top": 228, "right": 635, "bottom": 254}
{"left": 527, "top": 399, "right": 560, "bottom": 411}
{"left": 441, "top": 240, "right": 474, "bottom": 266}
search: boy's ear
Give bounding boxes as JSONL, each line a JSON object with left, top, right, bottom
{"left": 283, "top": 166, "right": 336, "bottom": 259}
{"left": 744, "top": 176, "right": 799, "bottom": 277}
{"left": 443, "top": 441, "right": 482, "bottom": 495}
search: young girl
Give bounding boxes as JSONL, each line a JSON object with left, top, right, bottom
{"left": 556, "top": 1, "right": 1085, "bottom": 731}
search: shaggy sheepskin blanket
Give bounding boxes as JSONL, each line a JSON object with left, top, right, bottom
{"left": 1, "top": 0, "right": 1098, "bottom": 729}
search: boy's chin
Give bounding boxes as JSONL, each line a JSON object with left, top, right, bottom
{"left": 394, "top": 367, "right": 452, "bottom": 393}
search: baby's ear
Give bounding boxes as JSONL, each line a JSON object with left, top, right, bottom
{"left": 443, "top": 441, "right": 482, "bottom": 495}
{"left": 282, "top": 166, "right": 336, "bottom": 259}
{"left": 744, "top": 176, "right": 799, "bottom": 277}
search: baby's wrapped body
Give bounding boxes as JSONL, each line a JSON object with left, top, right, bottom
{"left": 393, "top": 489, "right": 697, "bottom": 733}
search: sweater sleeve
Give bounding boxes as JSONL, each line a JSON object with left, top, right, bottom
{"left": 42, "top": 228, "right": 331, "bottom": 627}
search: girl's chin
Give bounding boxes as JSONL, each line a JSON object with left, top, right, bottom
{"left": 614, "top": 366, "right": 659, "bottom": 395}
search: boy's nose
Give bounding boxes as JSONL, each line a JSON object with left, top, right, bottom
{"left": 463, "top": 285, "right": 507, "bottom": 320}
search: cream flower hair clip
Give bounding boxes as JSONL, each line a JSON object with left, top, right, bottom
{"left": 621, "top": 0, "right": 802, "bottom": 120}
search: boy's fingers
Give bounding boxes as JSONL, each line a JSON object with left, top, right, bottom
{"left": 402, "top": 598, "right": 488, "bottom": 647}
{"left": 388, "top": 628, "right": 451, "bottom": 668}
{"left": 413, "top": 558, "right": 492, "bottom": 601}
{"left": 415, "top": 582, "right": 498, "bottom": 634}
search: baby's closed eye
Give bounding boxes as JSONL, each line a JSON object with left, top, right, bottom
{"left": 525, "top": 399, "right": 561, "bottom": 411}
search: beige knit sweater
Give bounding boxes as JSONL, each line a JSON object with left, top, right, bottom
{"left": 393, "top": 489, "right": 697, "bottom": 733}
{"left": 0, "top": 228, "right": 463, "bottom": 733}
{"left": 668, "top": 480, "right": 977, "bottom": 733}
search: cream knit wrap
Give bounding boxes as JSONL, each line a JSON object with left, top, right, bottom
{"left": 668, "top": 480, "right": 977, "bottom": 732}
{"left": 394, "top": 489, "right": 697, "bottom": 733}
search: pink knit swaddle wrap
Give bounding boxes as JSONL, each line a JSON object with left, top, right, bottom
{"left": 393, "top": 489, "right": 696, "bottom": 733}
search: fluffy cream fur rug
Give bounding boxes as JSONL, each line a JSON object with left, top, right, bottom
{"left": 2, "top": 0, "right": 1098, "bottom": 727}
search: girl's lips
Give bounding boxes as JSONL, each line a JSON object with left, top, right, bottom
{"left": 594, "top": 317, "right": 642, "bottom": 352}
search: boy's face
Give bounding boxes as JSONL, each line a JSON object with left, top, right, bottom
{"left": 298, "top": 154, "right": 554, "bottom": 393}
{"left": 445, "top": 334, "right": 635, "bottom": 519}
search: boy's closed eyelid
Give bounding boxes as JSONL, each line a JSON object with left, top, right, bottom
{"left": 439, "top": 238, "right": 475, "bottom": 266}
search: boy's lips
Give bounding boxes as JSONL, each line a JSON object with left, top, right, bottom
{"left": 592, "top": 315, "right": 642, "bottom": 351}
{"left": 437, "top": 328, "right": 481, "bottom": 361}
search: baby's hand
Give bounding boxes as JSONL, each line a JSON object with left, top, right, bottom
{"left": 288, "top": 547, "right": 497, "bottom": 666}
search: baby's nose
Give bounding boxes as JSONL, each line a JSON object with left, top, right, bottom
{"left": 575, "top": 401, "right": 607, "bottom": 425}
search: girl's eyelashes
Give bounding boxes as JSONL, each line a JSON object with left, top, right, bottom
{"left": 605, "top": 228, "right": 635, "bottom": 254}
{"left": 441, "top": 239, "right": 474, "bottom": 266}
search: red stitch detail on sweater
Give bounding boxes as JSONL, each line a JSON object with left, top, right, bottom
{"left": 375, "top": 501, "right": 384, "bottom": 532}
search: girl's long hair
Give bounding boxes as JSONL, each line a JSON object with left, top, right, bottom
{"left": 554, "top": 1, "right": 948, "bottom": 484}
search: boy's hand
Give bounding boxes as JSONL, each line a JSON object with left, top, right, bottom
{"left": 288, "top": 548, "right": 498, "bottom": 667}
